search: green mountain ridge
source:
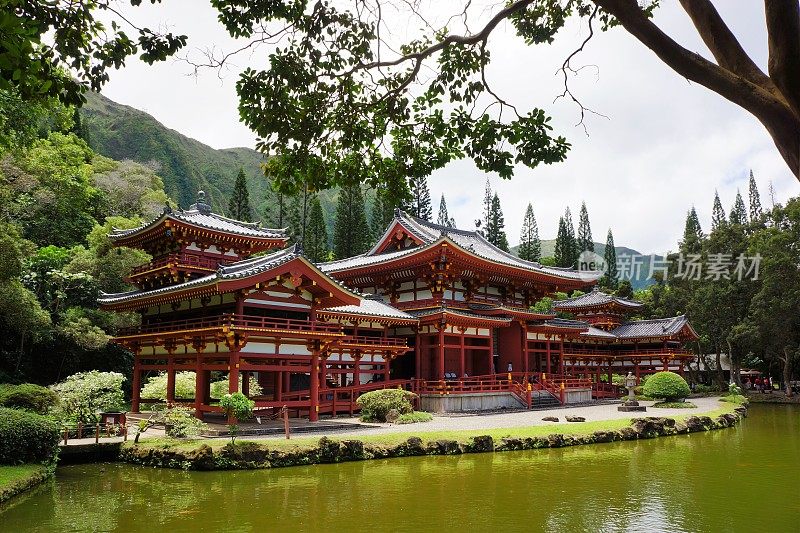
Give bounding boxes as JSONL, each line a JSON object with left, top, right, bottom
{"left": 82, "top": 91, "right": 340, "bottom": 224}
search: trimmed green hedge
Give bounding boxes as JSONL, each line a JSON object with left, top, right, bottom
{"left": 356, "top": 389, "right": 417, "bottom": 422}
{"left": 642, "top": 372, "right": 691, "bottom": 402}
{"left": 0, "top": 383, "right": 58, "bottom": 414}
{"left": 0, "top": 407, "right": 60, "bottom": 465}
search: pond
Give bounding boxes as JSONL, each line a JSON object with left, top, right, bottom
{"left": 2, "top": 404, "right": 798, "bottom": 532}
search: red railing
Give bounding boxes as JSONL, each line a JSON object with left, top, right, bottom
{"left": 277, "top": 379, "right": 416, "bottom": 417}
{"left": 563, "top": 347, "right": 692, "bottom": 357}
{"left": 340, "top": 335, "right": 408, "bottom": 347}
{"left": 592, "top": 382, "right": 625, "bottom": 399}
{"left": 118, "top": 314, "right": 343, "bottom": 336}
{"left": 129, "top": 253, "right": 220, "bottom": 277}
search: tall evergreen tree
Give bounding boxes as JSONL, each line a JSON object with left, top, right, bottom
{"left": 476, "top": 179, "right": 493, "bottom": 236}
{"left": 227, "top": 168, "right": 253, "bottom": 221}
{"left": 711, "top": 191, "right": 727, "bottom": 230}
{"left": 305, "top": 195, "right": 330, "bottom": 262}
{"left": 554, "top": 216, "right": 570, "bottom": 268}
{"left": 603, "top": 228, "right": 618, "bottom": 288}
{"left": 577, "top": 201, "right": 594, "bottom": 253}
{"left": 408, "top": 175, "right": 432, "bottom": 220}
{"left": 517, "top": 203, "right": 541, "bottom": 262}
{"left": 333, "top": 182, "right": 370, "bottom": 258}
{"left": 748, "top": 170, "right": 762, "bottom": 221}
{"left": 370, "top": 176, "right": 411, "bottom": 240}
{"left": 729, "top": 189, "right": 748, "bottom": 225}
{"left": 437, "top": 194, "right": 455, "bottom": 227}
{"left": 486, "top": 193, "right": 509, "bottom": 251}
{"left": 680, "top": 207, "right": 704, "bottom": 254}
{"left": 563, "top": 207, "right": 578, "bottom": 267}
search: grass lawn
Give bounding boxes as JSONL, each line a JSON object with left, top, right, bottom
{"left": 0, "top": 464, "right": 50, "bottom": 504}
{"left": 132, "top": 402, "right": 737, "bottom": 454}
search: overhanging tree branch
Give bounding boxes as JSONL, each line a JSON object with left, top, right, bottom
{"left": 764, "top": 0, "right": 800, "bottom": 118}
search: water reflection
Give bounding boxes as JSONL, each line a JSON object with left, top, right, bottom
{"left": 2, "top": 405, "right": 798, "bottom": 532}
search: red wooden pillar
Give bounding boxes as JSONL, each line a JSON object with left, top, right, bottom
{"left": 414, "top": 330, "right": 421, "bottom": 380}
{"left": 310, "top": 349, "right": 320, "bottom": 422}
{"left": 131, "top": 355, "right": 141, "bottom": 413}
{"left": 228, "top": 350, "right": 240, "bottom": 394}
{"left": 662, "top": 358, "right": 669, "bottom": 371}
{"left": 559, "top": 337, "right": 565, "bottom": 374}
{"left": 166, "top": 354, "right": 175, "bottom": 404}
{"left": 352, "top": 354, "right": 361, "bottom": 386}
{"left": 438, "top": 327, "right": 445, "bottom": 380}
{"left": 634, "top": 361, "right": 641, "bottom": 384}
{"left": 194, "top": 348, "right": 205, "bottom": 420}
{"left": 521, "top": 325, "right": 529, "bottom": 378}
{"left": 274, "top": 370, "right": 282, "bottom": 401}
{"left": 488, "top": 327, "right": 494, "bottom": 375}
{"left": 384, "top": 355, "right": 391, "bottom": 381}
{"left": 320, "top": 356, "right": 328, "bottom": 390}
{"left": 546, "top": 337, "right": 552, "bottom": 375}
{"left": 459, "top": 332, "right": 466, "bottom": 378}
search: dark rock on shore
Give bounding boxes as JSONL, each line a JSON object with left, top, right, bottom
{"left": 542, "top": 416, "right": 559, "bottom": 422}
{"left": 565, "top": 416, "right": 585, "bottom": 422}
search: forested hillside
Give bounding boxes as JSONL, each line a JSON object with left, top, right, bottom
{"left": 81, "top": 91, "right": 339, "bottom": 226}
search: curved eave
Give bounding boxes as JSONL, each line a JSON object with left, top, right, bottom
{"left": 416, "top": 309, "right": 512, "bottom": 328}
{"left": 315, "top": 310, "right": 419, "bottom": 326}
{"left": 554, "top": 301, "right": 642, "bottom": 313}
{"left": 329, "top": 236, "right": 596, "bottom": 288}
{"left": 99, "top": 255, "right": 361, "bottom": 312}
{"left": 110, "top": 215, "right": 288, "bottom": 249}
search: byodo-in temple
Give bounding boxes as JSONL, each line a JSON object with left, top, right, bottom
{"left": 99, "top": 192, "right": 698, "bottom": 420}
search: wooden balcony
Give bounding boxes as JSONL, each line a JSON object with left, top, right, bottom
{"left": 126, "top": 253, "right": 220, "bottom": 283}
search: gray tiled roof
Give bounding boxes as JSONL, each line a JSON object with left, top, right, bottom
{"left": 110, "top": 206, "right": 287, "bottom": 241}
{"left": 319, "top": 295, "right": 417, "bottom": 321}
{"left": 552, "top": 287, "right": 642, "bottom": 310}
{"left": 610, "top": 316, "right": 691, "bottom": 338}
{"left": 321, "top": 210, "right": 600, "bottom": 282}
{"left": 540, "top": 318, "right": 591, "bottom": 330}
{"left": 580, "top": 325, "right": 618, "bottom": 339}
{"left": 392, "top": 211, "right": 597, "bottom": 281}
{"left": 405, "top": 307, "right": 512, "bottom": 324}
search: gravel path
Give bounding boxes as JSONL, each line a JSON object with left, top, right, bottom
{"left": 241, "top": 396, "right": 726, "bottom": 441}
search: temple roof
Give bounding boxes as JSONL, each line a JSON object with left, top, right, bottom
{"left": 320, "top": 210, "right": 599, "bottom": 283}
{"left": 99, "top": 246, "right": 358, "bottom": 308}
{"left": 406, "top": 307, "right": 513, "bottom": 325}
{"left": 316, "top": 295, "right": 417, "bottom": 322}
{"left": 109, "top": 192, "right": 287, "bottom": 242}
{"left": 610, "top": 316, "right": 696, "bottom": 339}
{"left": 552, "top": 287, "right": 643, "bottom": 311}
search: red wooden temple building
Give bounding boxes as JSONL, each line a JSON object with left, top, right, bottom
{"left": 100, "top": 196, "right": 697, "bottom": 419}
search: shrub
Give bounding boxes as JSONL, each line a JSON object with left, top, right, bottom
{"left": 356, "top": 389, "right": 416, "bottom": 422}
{"left": 0, "top": 383, "right": 58, "bottom": 414}
{"left": 50, "top": 371, "right": 125, "bottom": 424}
{"left": 0, "top": 407, "right": 60, "bottom": 465}
{"left": 396, "top": 411, "right": 433, "bottom": 424}
{"left": 163, "top": 406, "right": 206, "bottom": 438}
{"left": 642, "top": 371, "right": 691, "bottom": 402}
{"left": 140, "top": 372, "right": 263, "bottom": 401}
{"left": 219, "top": 392, "right": 255, "bottom": 443}
{"left": 720, "top": 394, "right": 749, "bottom": 405}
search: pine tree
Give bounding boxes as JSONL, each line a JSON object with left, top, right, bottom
{"left": 602, "top": 228, "right": 618, "bottom": 289}
{"left": 517, "top": 203, "right": 541, "bottom": 262}
{"left": 729, "top": 189, "right": 748, "bottom": 225}
{"left": 305, "top": 195, "right": 330, "bottom": 262}
{"left": 408, "top": 175, "right": 432, "bottom": 220}
{"left": 748, "top": 170, "right": 762, "bottom": 221}
{"left": 227, "top": 168, "right": 253, "bottom": 221}
{"left": 437, "top": 194, "right": 455, "bottom": 227}
{"left": 371, "top": 176, "right": 412, "bottom": 240}
{"left": 486, "top": 193, "right": 509, "bottom": 251}
{"left": 577, "top": 201, "right": 594, "bottom": 253}
{"left": 680, "top": 207, "right": 704, "bottom": 254}
{"left": 711, "top": 191, "right": 727, "bottom": 230}
{"left": 563, "top": 207, "right": 578, "bottom": 267}
{"left": 554, "top": 216, "right": 570, "bottom": 268}
{"left": 333, "top": 182, "right": 370, "bottom": 258}
{"left": 476, "top": 179, "right": 493, "bottom": 236}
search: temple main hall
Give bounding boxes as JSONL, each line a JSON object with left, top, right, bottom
{"left": 100, "top": 193, "right": 697, "bottom": 419}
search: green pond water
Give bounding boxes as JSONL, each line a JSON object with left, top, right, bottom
{"left": 2, "top": 404, "right": 798, "bottom": 532}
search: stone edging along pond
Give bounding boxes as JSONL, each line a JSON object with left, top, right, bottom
{"left": 118, "top": 406, "right": 748, "bottom": 471}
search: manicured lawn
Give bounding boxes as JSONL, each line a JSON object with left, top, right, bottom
{"left": 131, "top": 402, "right": 737, "bottom": 454}
{"left": 0, "top": 464, "right": 50, "bottom": 503}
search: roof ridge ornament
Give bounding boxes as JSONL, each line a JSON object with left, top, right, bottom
{"left": 194, "top": 190, "right": 212, "bottom": 215}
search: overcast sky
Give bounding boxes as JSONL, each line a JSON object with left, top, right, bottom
{"left": 98, "top": 1, "right": 796, "bottom": 253}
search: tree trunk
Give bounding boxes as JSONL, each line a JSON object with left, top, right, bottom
{"left": 714, "top": 348, "right": 726, "bottom": 390}
{"left": 782, "top": 347, "right": 793, "bottom": 398}
{"left": 727, "top": 339, "right": 742, "bottom": 387}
